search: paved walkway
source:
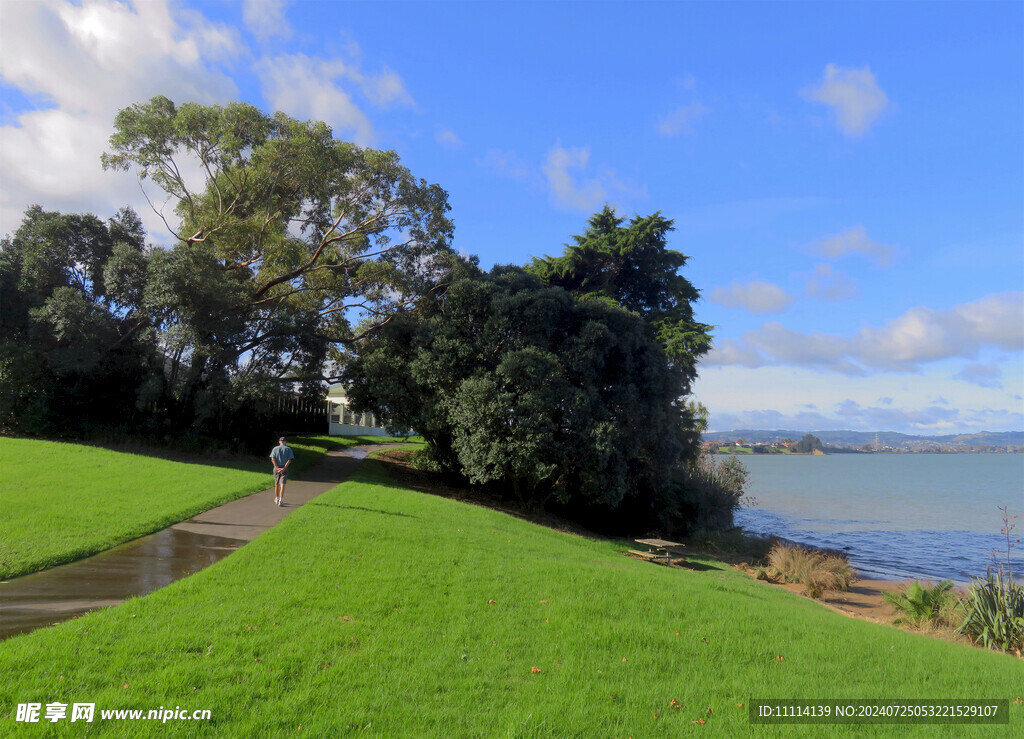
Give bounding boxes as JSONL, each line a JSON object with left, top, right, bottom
{"left": 0, "top": 445, "right": 387, "bottom": 640}
{"left": 169, "top": 445, "right": 368, "bottom": 541}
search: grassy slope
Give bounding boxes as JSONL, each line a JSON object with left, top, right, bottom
{"left": 0, "top": 436, "right": 403, "bottom": 579}
{"left": 1, "top": 462, "right": 1020, "bottom": 737}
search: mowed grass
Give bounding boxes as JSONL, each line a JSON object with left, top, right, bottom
{"left": 0, "top": 435, "right": 406, "bottom": 579}
{"left": 1, "top": 462, "right": 1020, "bottom": 737}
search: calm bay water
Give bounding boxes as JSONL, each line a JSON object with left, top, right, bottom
{"left": 733, "top": 453, "right": 1024, "bottom": 583}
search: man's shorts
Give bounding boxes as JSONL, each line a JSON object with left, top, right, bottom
{"left": 274, "top": 468, "right": 288, "bottom": 484}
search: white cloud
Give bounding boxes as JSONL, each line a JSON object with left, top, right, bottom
{"left": 435, "top": 128, "right": 462, "bottom": 149}
{"left": 254, "top": 55, "right": 370, "bottom": 145}
{"left": 709, "top": 280, "right": 793, "bottom": 314}
{"left": 242, "top": 0, "right": 292, "bottom": 41}
{"left": 542, "top": 145, "right": 606, "bottom": 211}
{"left": 541, "top": 143, "right": 643, "bottom": 212}
{"left": 656, "top": 101, "right": 709, "bottom": 137}
{"left": 694, "top": 365, "right": 1023, "bottom": 434}
{"left": 854, "top": 293, "right": 1024, "bottom": 371}
{"left": 810, "top": 226, "right": 894, "bottom": 265}
{"left": 745, "top": 322, "right": 859, "bottom": 373}
{"left": 801, "top": 63, "right": 890, "bottom": 137}
{"left": 702, "top": 338, "right": 767, "bottom": 368}
{"left": 476, "top": 149, "right": 533, "bottom": 181}
{"left": 955, "top": 363, "right": 1004, "bottom": 389}
{"left": 805, "top": 263, "right": 858, "bottom": 301}
{"left": 702, "top": 292, "right": 1024, "bottom": 374}
{"left": 255, "top": 52, "right": 413, "bottom": 146}
{"left": 360, "top": 68, "right": 414, "bottom": 108}
{"left": 0, "top": 0, "right": 239, "bottom": 238}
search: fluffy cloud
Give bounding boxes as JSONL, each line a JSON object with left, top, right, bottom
{"left": 255, "top": 53, "right": 413, "bottom": 146}
{"left": 656, "top": 101, "right": 709, "bottom": 137}
{"left": 954, "top": 363, "right": 1004, "bottom": 389}
{"left": 801, "top": 63, "right": 890, "bottom": 137}
{"left": 805, "top": 263, "right": 858, "bottom": 301}
{"left": 709, "top": 280, "right": 794, "bottom": 314}
{"left": 476, "top": 149, "right": 533, "bottom": 181}
{"left": 541, "top": 144, "right": 643, "bottom": 212}
{"left": 0, "top": 1, "right": 414, "bottom": 238}
{"left": 0, "top": 0, "right": 240, "bottom": 237}
{"left": 702, "top": 338, "right": 767, "bottom": 368}
{"left": 810, "top": 226, "right": 894, "bottom": 265}
{"left": 255, "top": 55, "right": 374, "bottom": 145}
{"left": 709, "top": 402, "right": 1021, "bottom": 434}
{"left": 702, "top": 292, "right": 1024, "bottom": 374}
{"left": 744, "top": 322, "right": 859, "bottom": 372}
{"left": 542, "top": 145, "right": 606, "bottom": 211}
{"left": 242, "top": 0, "right": 292, "bottom": 41}
{"left": 854, "top": 293, "right": 1024, "bottom": 370}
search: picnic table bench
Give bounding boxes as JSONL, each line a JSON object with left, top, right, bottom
{"left": 629, "top": 538, "right": 686, "bottom": 566}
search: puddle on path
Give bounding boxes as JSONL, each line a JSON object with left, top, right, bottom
{"left": 0, "top": 528, "right": 244, "bottom": 640}
{"left": 0, "top": 445, "right": 398, "bottom": 641}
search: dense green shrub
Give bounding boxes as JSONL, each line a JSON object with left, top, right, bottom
{"left": 345, "top": 263, "right": 724, "bottom": 535}
{"left": 665, "top": 450, "right": 748, "bottom": 532}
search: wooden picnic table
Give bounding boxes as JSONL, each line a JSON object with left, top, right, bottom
{"left": 629, "top": 538, "right": 686, "bottom": 565}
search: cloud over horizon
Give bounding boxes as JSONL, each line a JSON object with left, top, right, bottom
{"left": 702, "top": 291, "right": 1024, "bottom": 374}
{"left": 708, "top": 401, "right": 1021, "bottom": 434}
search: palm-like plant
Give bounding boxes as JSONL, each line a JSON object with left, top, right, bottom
{"left": 883, "top": 580, "right": 956, "bottom": 628}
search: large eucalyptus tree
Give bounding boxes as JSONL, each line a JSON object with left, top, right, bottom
{"left": 101, "top": 96, "right": 455, "bottom": 428}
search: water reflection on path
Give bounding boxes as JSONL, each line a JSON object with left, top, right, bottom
{"left": 0, "top": 528, "right": 243, "bottom": 639}
{"left": 0, "top": 444, "right": 402, "bottom": 640}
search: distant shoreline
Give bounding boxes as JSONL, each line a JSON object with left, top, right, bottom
{"left": 712, "top": 448, "right": 1023, "bottom": 456}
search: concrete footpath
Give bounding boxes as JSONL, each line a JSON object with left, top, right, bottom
{"left": 0, "top": 445, "right": 390, "bottom": 640}
{"left": 169, "top": 445, "right": 369, "bottom": 541}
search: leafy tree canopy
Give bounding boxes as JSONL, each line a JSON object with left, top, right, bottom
{"left": 2, "top": 97, "right": 456, "bottom": 447}
{"left": 102, "top": 96, "right": 455, "bottom": 360}
{"left": 526, "top": 206, "right": 712, "bottom": 390}
{"left": 794, "top": 433, "right": 825, "bottom": 453}
{"left": 345, "top": 260, "right": 709, "bottom": 533}
{"left": 0, "top": 206, "right": 153, "bottom": 433}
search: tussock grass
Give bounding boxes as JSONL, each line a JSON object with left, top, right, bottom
{"left": 1, "top": 461, "right": 1021, "bottom": 736}
{"left": 767, "top": 542, "right": 855, "bottom": 597}
{"left": 0, "top": 435, "right": 398, "bottom": 579}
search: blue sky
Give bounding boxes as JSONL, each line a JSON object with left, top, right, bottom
{"left": 1, "top": 0, "right": 1021, "bottom": 434}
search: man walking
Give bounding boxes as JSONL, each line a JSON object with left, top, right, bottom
{"left": 270, "top": 437, "right": 294, "bottom": 506}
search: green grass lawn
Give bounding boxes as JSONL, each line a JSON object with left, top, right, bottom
{"left": 0, "top": 435, "right": 406, "bottom": 579}
{"left": 1, "top": 460, "right": 1020, "bottom": 736}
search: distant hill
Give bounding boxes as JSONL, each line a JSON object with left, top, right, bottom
{"left": 702, "top": 429, "right": 1024, "bottom": 450}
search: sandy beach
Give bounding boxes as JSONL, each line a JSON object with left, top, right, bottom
{"left": 773, "top": 578, "right": 902, "bottom": 623}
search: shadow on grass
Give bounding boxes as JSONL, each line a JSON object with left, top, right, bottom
{"left": 29, "top": 433, "right": 371, "bottom": 477}
{"left": 672, "top": 560, "right": 718, "bottom": 572}
{"left": 310, "top": 502, "right": 417, "bottom": 519}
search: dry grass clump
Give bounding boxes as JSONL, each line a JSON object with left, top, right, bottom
{"left": 764, "top": 543, "right": 855, "bottom": 598}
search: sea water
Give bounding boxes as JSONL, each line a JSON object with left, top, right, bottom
{"left": 732, "top": 453, "right": 1024, "bottom": 583}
